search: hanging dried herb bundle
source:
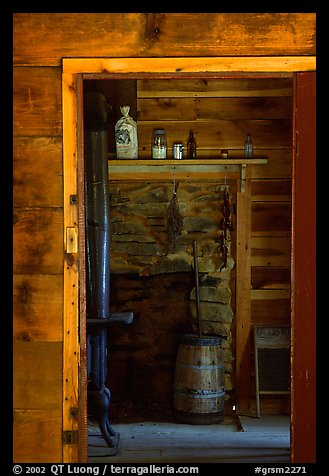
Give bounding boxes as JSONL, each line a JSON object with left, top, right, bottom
{"left": 219, "top": 188, "right": 234, "bottom": 270}
{"left": 167, "top": 182, "right": 183, "bottom": 251}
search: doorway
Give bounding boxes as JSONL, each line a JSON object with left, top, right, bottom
{"left": 82, "top": 75, "right": 292, "bottom": 425}
{"left": 61, "top": 58, "right": 316, "bottom": 462}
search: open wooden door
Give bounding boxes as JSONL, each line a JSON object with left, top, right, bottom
{"left": 291, "top": 72, "right": 316, "bottom": 463}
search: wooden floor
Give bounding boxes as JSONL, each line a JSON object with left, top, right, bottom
{"left": 88, "top": 415, "right": 290, "bottom": 463}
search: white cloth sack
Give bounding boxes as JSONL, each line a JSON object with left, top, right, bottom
{"left": 115, "top": 106, "right": 138, "bottom": 159}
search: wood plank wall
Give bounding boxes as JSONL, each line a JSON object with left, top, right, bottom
{"left": 13, "top": 13, "right": 315, "bottom": 66}
{"left": 13, "top": 67, "right": 64, "bottom": 462}
{"left": 137, "top": 78, "right": 292, "bottom": 157}
{"left": 250, "top": 105, "right": 292, "bottom": 414}
{"left": 12, "top": 13, "right": 315, "bottom": 463}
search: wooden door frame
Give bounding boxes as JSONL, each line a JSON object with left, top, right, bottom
{"left": 62, "top": 56, "right": 316, "bottom": 463}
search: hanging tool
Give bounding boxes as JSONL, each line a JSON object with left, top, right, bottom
{"left": 219, "top": 188, "right": 234, "bottom": 270}
{"left": 167, "top": 168, "right": 183, "bottom": 252}
{"left": 192, "top": 240, "right": 202, "bottom": 337}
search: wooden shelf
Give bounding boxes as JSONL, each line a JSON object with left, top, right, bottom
{"left": 108, "top": 157, "right": 268, "bottom": 166}
{"left": 107, "top": 157, "right": 267, "bottom": 191}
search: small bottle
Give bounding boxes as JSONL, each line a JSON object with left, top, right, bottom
{"left": 152, "top": 129, "right": 167, "bottom": 159}
{"left": 187, "top": 130, "right": 197, "bottom": 159}
{"left": 244, "top": 134, "right": 253, "bottom": 158}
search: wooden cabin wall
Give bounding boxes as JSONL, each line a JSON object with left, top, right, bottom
{"left": 250, "top": 104, "right": 292, "bottom": 414}
{"left": 137, "top": 78, "right": 292, "bottom": 158}
{"left": 13, "top": 13, "right": 315, "bottom": 463}
{"left": 13, "top": 66, "right": 64, "bottom": 462}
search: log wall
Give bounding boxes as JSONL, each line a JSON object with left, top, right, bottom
{"left": 13, "top": 13, "right": 315, "bottom": 463}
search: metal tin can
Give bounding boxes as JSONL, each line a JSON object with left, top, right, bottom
{"left": 172, "top": 143, "right": 184, "bottom": 159}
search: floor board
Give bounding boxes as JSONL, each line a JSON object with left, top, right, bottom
{"left": 88, "top": 415, "right": 290, "bottom": 463}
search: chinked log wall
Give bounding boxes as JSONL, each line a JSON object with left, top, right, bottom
{"left": 13, "top": 13, "right": 315, "bottom": 463}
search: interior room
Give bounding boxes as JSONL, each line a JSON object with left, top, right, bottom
{"left": 83, "top": 76, "right": 292, "bottom": 462}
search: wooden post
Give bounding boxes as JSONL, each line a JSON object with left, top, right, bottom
{"left": 235, "top": 166, "right": 252, "bottom": 415}
{"left": 62, "top": 71, "right": 80, "bottom": 462}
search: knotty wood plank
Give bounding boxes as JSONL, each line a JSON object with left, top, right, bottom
{"left": 13, "top": 207, "right": 63, "bottom": 275}
{"left": 14, "top": 67, "right": 62, "bottom": 136}
{"left": 13, "top": 341, "right": 62, "bottom": 410}
{"left": 14, "top": 13, "right": 146, "bottom": 66}
{"left": 14, "top": 409, "right": 62, "bottom": 463}
{"left": 137, "top": 120, "right": 292, "bottom": 151}
{"left": 251, "top": 150, "right": 292, "bottom": 179}
{"left": 197, "top": 97, "right": 292, "bottom": 120}
{"left": 13, "top": 274, "right": 63, "bottom": 341}
{"left": 14, "top": 137, "right": 63, "bottom": 207}
{"left": 251, "top": 179, "right": 292, "bottom": 202}
{"left": 248, "top": 397, "right": 290, "bottom": 416}
{"left": 14, "top": 14, "right": 315, "bottom": 66}
{"left": 63, "top": 57, "right": 316, "bottom": 75}
{"left": 251, "top": 267, "right": 291, "bottom": 290}
{"left": 251, "top": 202, "right": 291, "bottom": 233}
{"left": 138, "top": 97, "right": 292, "bottom": 121}
{"left": 251, "top": 298, "right": 290, "bottom": 324}
{"left": 138, "top": 78, "right": 293, "bottom": 98}
{"left": 251, "top": 289, "right": 291, "bottom": 300}
{"left": 137, "top": 98, "right": 196, "bottom": 121}
{"left": 251, "top": 236, "right": 291, "bottom": 267}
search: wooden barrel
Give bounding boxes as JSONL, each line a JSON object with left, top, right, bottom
{"left": 173, "top": 334, "right": 225, "bottom": 424}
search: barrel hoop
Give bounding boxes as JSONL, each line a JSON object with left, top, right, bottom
{"left": 175, "top": 362, "right": 224, "bottom": 371}
{"left": 174, "top": 390, "right": 225, "bottom": 398}
{"left": 180, "top": 335, "right": 222, "bottom": 346}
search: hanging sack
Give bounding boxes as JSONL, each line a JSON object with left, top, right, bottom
{"left": 115, "top": 105, "right": 138, "bottom": 159}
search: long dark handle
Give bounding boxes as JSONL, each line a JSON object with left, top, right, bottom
{"left": 193, "top": 240, "right": 202, "bottom": 337}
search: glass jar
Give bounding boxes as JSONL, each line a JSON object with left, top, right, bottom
{"left": 244, "top": 134, "right": 253, "bottom": 158}
{"left": 152, "top": 129, "right": 167, "bottom": 159}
